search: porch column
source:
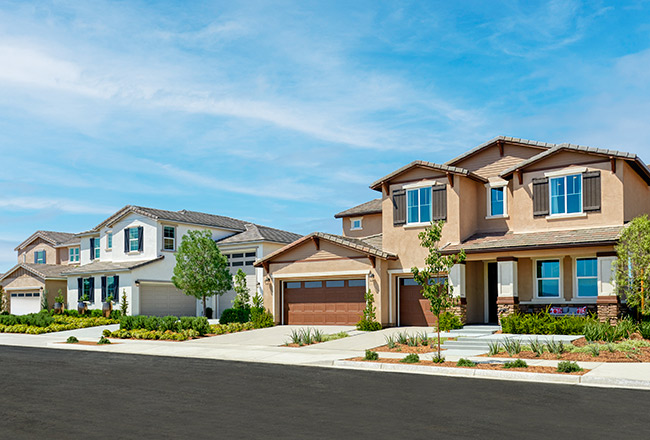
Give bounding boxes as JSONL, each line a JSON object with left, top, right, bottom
{"left": 449, "top": 263, "right": 466, "bottom": 324}
{"left": 496, "top": 257, "right": 518, "bottom": 323}
{"left": 596, "top": 252, "right": 619, "bottom": 324}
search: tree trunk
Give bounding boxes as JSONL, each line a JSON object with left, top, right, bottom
{"left": 437, "top": 313, "right": 441, "bottom": 360}
{"left": 202, "top": 295, "right": 207, "bottom": 317}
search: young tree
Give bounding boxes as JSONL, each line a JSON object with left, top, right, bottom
{"left": 41, "top": 289, "right": 49, "bottom": 311}
{"left": 0, "top": 285, "right": 8, "bottom": 313}
{"left": 172, "top": 230, "right": 233, "bottom": 317}
{"left": 411, "top": 221, "right": 466, "bottom": 360}
{"left": 615, "top": 215, "right": 650, "bottom": 317}
{"left": 232, "top": 269, "right": 250, "bottom": 310}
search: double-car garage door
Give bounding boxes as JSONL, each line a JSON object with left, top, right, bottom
{"left": 140, "top": 284, "right": 197, "bottom": 317}
{"left": 283, "top": 279, "right": 366, "bottom": 325}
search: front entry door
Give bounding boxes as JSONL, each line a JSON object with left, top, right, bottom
{"left": 487, "top": 262, "right": 498, "bottom": 324}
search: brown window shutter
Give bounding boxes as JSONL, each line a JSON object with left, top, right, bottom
{"left": 532, "top": 177, "right": 549, "bottom": 216}
{"left": 582, "top": 171, "right": 601, "bottom": 212}
{"left": 432, "top": 185, "right": 447, "bottom": 221}
{"left": 392, "top": 189, "right": 406, "bottom": 225}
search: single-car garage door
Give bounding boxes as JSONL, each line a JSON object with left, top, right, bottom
{"left": 140, "top": 284, "right": 197, "bottom": 317}
{"left": 283, "top": 279, "right": 366, "bottom": 325}
{"left": 399, "top": 278, "right": 437, "bottom": 326}
{"left": 10, "top": 292, "right": 41, "bottom": 315}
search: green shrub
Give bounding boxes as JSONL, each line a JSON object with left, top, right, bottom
{"left": 431, "top": 355, "right": 445, "bottom": 363}
{"left": 640, "top": 321, "right": 650, "bottom": 340}
{"left": 66, "top": 336, "right": 79, "bottom": 343}
{"left": 190, "top": 317, "right": 210, "bottom": 335}
{"left": 547, "top": 339, "right": 566, "bottom": 355}
{"left": 502, "top": 338, "right": 522, "bottom": 356}
{"left": 500, "top": 310, "right": 596, "bottom": 335}
{"left": 160, "top": 316, "right": 179, "bottom": 332}
{"left": 102, "top": 329, "right": 112, "bottom": 337}
{"left": 503, "top": 359, "right": 528, "bottom": 369}
{"left": 251, "top": 307, "right": 275, "bottom": 328}
{"left": 356, "top": 319, "right": 382, "bottom": 331}
{"left": 364, "top": 350, "right": 379, "bottom": 361}
{"left": 98, "top": 336, "right": 111, "bottom": 344}
{"left": 438, "top": 311, "right": 463, "bottom": 331}
{"left": 385, "top": 335, "right": 397, "bottom": 349}
{"left": 557, "top": 361, "right": 583, "bottom": 373}
{"left": 587, "top": 344, "right": 600, "bottom": 357}
{"left": 456, "top": 358, "right": 476, "bottom": 367}
{"left": 400, "top": 353, "right": 420, "bottom": 363}
{"left": 356, "top": 289, "right": 381, "bottom": 331}
{"left": 530, "top": 338, "right": 544, "bottom": 356}
{"left": 488, "top": 341, "right": 501, "bottom": 356}
{"left": 90, "top": 309, "right": 103, "bottom": 318}
{"left": 109, "top": 310, "right": 122, "bottom": 320}
{"left": 219, "top": 307, "right": 250, "bottom": 324}
{"left": 0, "top": 311, "right": 54, "bottom": 327}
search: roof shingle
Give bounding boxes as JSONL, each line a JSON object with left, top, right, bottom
{"left": 217, "top": 224, "right": 302, "bottom": 245}
{"left": 334, "top": 199, "right": 382, "bottom": 218}
{"left": 61, "top": 257, "right": 164, "bottom": 275}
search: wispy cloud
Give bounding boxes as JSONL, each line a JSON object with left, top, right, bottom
{"left": 0, "top": 197, "right": 116, "bottom": 215}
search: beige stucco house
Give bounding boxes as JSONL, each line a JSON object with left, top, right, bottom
{"left": 256, "top": 136, "right": 650, "bottom": 326}
{"left": 0, "top": 230, "right": 80, "bottom": 314}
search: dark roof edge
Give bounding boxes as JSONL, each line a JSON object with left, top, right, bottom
{"left": 441, "top": 240, "right": 618, "bottom": 255}
{"left": 445, "top": 136, "right": 555, "bottom": 166}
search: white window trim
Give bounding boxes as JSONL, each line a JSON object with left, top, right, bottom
{"left": 573, "top": 256, "right": 599, "bottom": 302}
{"left": 129, "top": 228, "right": 140, "bottom": 252}
{"left": 485, "top": 182, "right": 509, "bottom": 219}
{"left": 547, "top": 173, "right": 583, "bottom": 218}
{"left": 69, "top": 247, "right": 80, "bottom": 263}
{"left": 162, "top": 225, "right": 176, "bottom": 251}
{"left": 406, "top": 187, "right": 432, "bottom": 225}
{"left": 350, "top": 217, "right": 363, "bottom": 231}
{"left": 543, "top": 167, "right": 587, "bottom": 178}
{"left": 533, "top": 258, "right": 563, "bottom": 300}
{"left": 402, "top": 180, "right": 441, "bottom": 190}
{"left": 106, "top": 231, "right": 113, "bottom": 251}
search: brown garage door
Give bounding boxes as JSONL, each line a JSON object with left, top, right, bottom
{"left": 399, "top": 278, "right": 437, "bottom": 326}
{"left": 284, "top": 279, "right": 366, "bottom": 325}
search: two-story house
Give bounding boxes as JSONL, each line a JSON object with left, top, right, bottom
{"left": 0, "top": 230, "right": 80, "bottom": 314}
{"left": 60, "top": 205, "right": 301, "bottom": 317}
{"left": 255, "top": 136, "right": 650, "bottom": 326}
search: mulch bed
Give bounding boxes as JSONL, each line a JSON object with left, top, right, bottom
{"left": 486, "top": 337, "right": 650, "bottom": 362}
{"left": 349, "top": 357, "right": 588, "bottom": 375}
{"left": 372, "top": 343, "right": 445, "bottom": 354}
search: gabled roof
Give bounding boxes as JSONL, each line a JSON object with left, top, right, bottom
{"left": 255, "top": 232, "right": 396, "bottom": 267}
{"left": 216, "top": 224, "right": 302, "bottom": 245}
{"left": 370, "top": 160, "right": 487, "bottom": 191}
{"left": 0, "top": 263, "right": 68, "bottom": 282}
{"left": 500, "top": 143, "right": 650, "bottom": 185}
{"left": 61, "top": 256, "right": 164, "bottom": 275}
{"left": 441, "top": 225, "right": 624, "bottom": 254}
{"left": 14, "top": 230, "right": 77, "bottom": 251}
{"left": 445, "top": 136, "right": 555, "bottom": 167}
{"left": 334, "top": 199, "right": 382, "bottom": 218}
{"left": 94, "top": 205, "right": 249, "bottom": 232}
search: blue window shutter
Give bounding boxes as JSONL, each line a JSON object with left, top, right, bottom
{"left": 138, "top": 226, "right": 144, "bottom": 252}
{"left": 90, "top": 238, "right": 95, "bottom": 261}
{"left": 114, "top": 275, "right": 120, "bottom": 302}
{"left": 101, "top": 276, "right": 107, "bottom": 302}
{"left": 89, "top": 277, "right": 95, "bottom": 303}
{"left": 124, "top": 228, "right": 129, "bottom": 253}
{"left": 77, "top": 278, "right": 83, "bottom": 301}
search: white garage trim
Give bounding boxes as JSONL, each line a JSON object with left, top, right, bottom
{"left": 5, "top": 286, "right": 43, "bottom": 291}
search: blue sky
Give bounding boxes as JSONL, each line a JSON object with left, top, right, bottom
{"left": 1, "top": 0, "right": 650, "bottom": 271}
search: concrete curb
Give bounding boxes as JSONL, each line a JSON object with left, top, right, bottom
{"left": 333, "top": 360, "right": 650, "bottom": 390}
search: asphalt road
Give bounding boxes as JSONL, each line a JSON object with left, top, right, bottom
{"left": 1, "top": 346, "right": 649, "bottom": 439}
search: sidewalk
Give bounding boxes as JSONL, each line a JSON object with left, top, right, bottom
{"left": 1, "top": 325, "right": 649, "bottom": 391}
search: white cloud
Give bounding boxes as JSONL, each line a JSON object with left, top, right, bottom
{"left": 0, "top": 197, "right": 116, "bottom": 215}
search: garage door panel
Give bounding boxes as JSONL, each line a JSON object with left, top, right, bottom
{"left": 284, "top": 280, "right": 365, "bottom": 325}
{"left": 140, "top": 284, "right": 196, "bottom": 317}
{"left": 399, "top": 280, "right": 437, "bottom": 326}
{"left": 10, "top": 293, "right": 41, "bottom": 315}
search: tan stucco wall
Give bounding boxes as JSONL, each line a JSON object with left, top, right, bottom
{"left": 453, "top": 142, "right": 546, "bottom": 178}
{"left": 623, "top": 161, "right": 650, "bottom": 222}
{"left": 459, "top": 177, "right": 478, "bottom": 241}
{"left": 511, "top": 159, "right": 624, "bottom": 233}
{"left": 341, "top": 213, "right": 382, "bottom": 238}
{"left": 17, "top": 238, "right": 58, "bottom": 265}
{"left": 45, "top": 280, "right": 68, "bottom": 309}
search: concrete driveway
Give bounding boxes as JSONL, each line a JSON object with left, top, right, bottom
{"left": 190, "top": 325, "right": 356, "bottom": 347}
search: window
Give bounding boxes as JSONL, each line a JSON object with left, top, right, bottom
{"left": 69, "top": 247, "right": 79, "bottom": 263}
{"left": 491, "top": 188, "right": 504, "bottom": 216}
{"left": 536, "top": 260, "right": 561, "bottom": 298}
{"left": 325, "top": 280, "right": 345, "bottom": 288}
{"left": 285, "top": 282, "right": 301, "bottom": 289}
{"left": 304, "top": 281, "right": 323, "bottom": 288}
{"left": 34, "top": 250, "right": 46, "bottom": 264}
{"left": 163, "top": 226, "right": 176, "bottom": 251}
{"left": 129, "top": 228, "right": 139, "bottom": 252}
{"left": 407, "top": 187, "right": 431, "bottom": 224}
{"left": 348, "top": 279, "right": 366, "bottom": 287}
{"left": 576, "top": 258, "right": 598, "bottom": 297}
{"left": 550, "top": 174, "right": 581, "bottom": 215}
{"left": 107, "top": 232, "right": 112, "bottom": 250}
{"left": 351, "top": 218, "right": 363, "bottom": 230}
{"left": 82, "top": 277, "right": 95, "bottom": 303}
{"left": 91, "top": 238, "right": 100, "bottom": 259}
{"left": 103, "top": 276, "right": 119, "bottom": 302}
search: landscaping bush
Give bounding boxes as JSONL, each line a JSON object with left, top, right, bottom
{"left": 438, "top": 311, "right": 463, "bottom": 331}
{"left": 209, "top": 322, "right": 254, "bottom": 335}
{"left": 640, "top": 321, "right": 650, "bottom": 340}
{"left": 66, "top": 336, "right": 79, "bottom": 343}
{"left": 219, "top": 307, "right": 250, "bottom": 324}
{"left": 251, "top": 307, "right": 275, "bottom": 328}
{"left": 500, "top": 310, "right": 596, "bottom": 335}
{"left": 0, "top": 311, "right": 54, "bottom": 327}
{"left": 356, "top": 289, "right": 382, "bottom": 331}
{"left": 557, "top": 361, "right": 583, "bottom": 373}
{"left": 119, "top": 315, "right": 210, "bottom": 336}
{"left": 0, "top": 315, "right": 119, "bottom": 335}
{"left": 400, "top": 353, "right": 420, "bottom": 363}
{"left": 503, "top": 359, "right": 528, "bottom": 369}
{"left": 98, "top": 336, "right": 111, "bottom": 344}
{"left": 456, "top": 358, "right": 476, "bottom": 367}
{"left": 356, "top": 319, "right": 382, "bottom": 331}
{"left": 364, "top": 350, "right": 379, "bottom": 361}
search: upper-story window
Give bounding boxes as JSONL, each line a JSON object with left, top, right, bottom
{"left": 486, "top": 182, "right": 508, "bottom": 218}
{"left": 90, "top": 238, "right": 100, "bottom": 260}
{"left": 129, "top": 228, "right": 140, "bottom": 252}
{"left": 407, "top": 187, "right": 431, "bottom": 224}
{"left": 34, "top": 250, "right": 46, "bottom": 264}
{"left": 69, "top": 247, "right": 79, "bottom": 263}
{"left": 550, "top": 174, "right": 581, "bottom": 215}
{"left": 350, "top": 218, "right": 363, "bottom": 230}
{"left": 224, "top": 252, "right": 256, "bottom": 267}
{"left": 107, "top": 232, "right": 113, "bottom": 250}
{"left": 163, "top": 226, "right": 176, "bottom": 251}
